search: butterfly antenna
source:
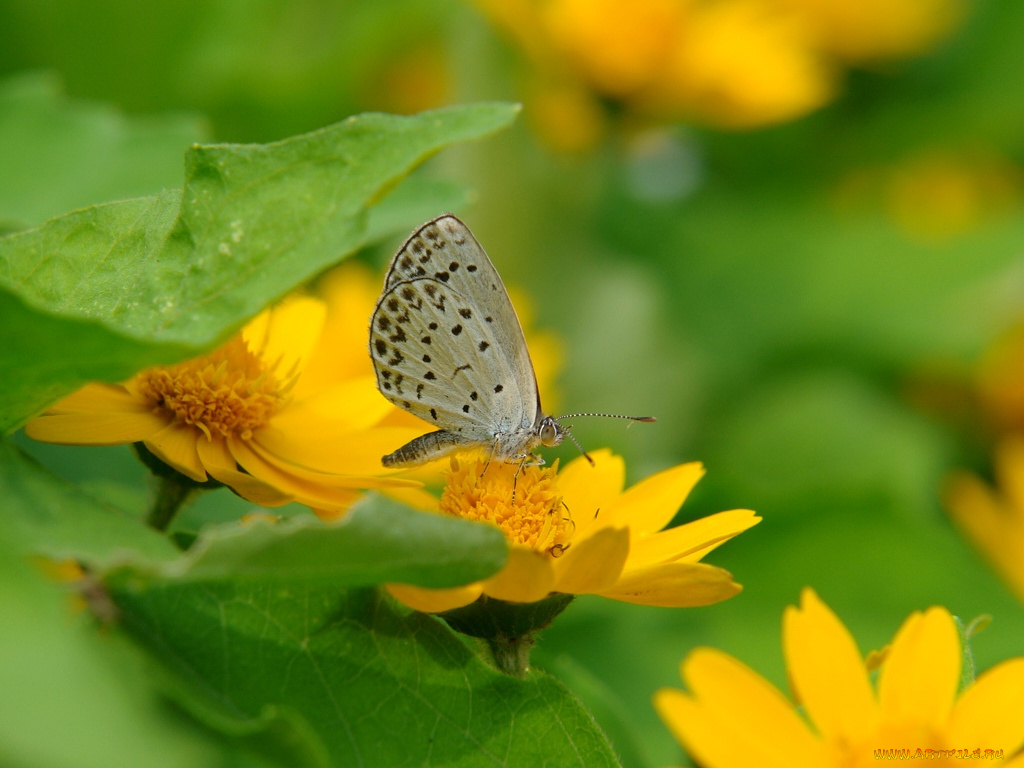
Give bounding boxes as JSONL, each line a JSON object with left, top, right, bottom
{"left": 557, "top": 413, "right": 657, "bottom": 424}
{"left": 563, "top": 429, "right": 594, "bottom": 466}
{"left": 554, "top": 413, "right": 656, "bottom": 467}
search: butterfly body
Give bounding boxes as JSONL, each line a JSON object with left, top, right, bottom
{"left": 369, "top": 215, "right": 564, "bottom": 468}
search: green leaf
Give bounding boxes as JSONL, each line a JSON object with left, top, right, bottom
{"left": 0, "top": 438, "right": 178, "bottom": 565}
{"left": 140, "top": 102, "right": 519, "bottom": 345}
{"left": 121, "top": 495, "right": 507, "bottom": 587}
{"left": 0, "top": 278, "right": 194, "bottom": 434}
{"left": 0, "top": 526, "right": 214, "bottom": 768}
{"left": 0, "top": 71, "right": 205, "bottom": 230}
{"left": 112, "top": 582, "right": 621, "bottom": 768}
{"left": 538, "top": 654, "right": 654, "bottom": 768}
{"left": 0, "top": 102, "right": 518, "bottom": 431}
{"left": 143, "top": 652, "right": 333, "bottom": 768}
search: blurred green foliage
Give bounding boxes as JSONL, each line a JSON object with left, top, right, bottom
{"left": 2, "top": 1, "right": 1024, "bottom": 766}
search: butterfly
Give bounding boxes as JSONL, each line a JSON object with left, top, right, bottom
{"left": 368, "top": 214, "right": 653, "bottom": 468}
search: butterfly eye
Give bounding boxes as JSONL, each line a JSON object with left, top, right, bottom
{"left": 539, "top": 418, "right": 563, "bottom": 447}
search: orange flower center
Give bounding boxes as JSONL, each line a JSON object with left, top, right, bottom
{"left": 134, "top": 337, "right": 294, "bottom": 440}
{"left": 440, "top": 458, "right": 574, "bottom": 557}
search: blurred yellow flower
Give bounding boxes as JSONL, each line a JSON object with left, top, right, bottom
{"left": 360, "top": 43, "right": 452, "bottom": 116}
{"left": 655, "top": 588, "right": 1024, "bottom": 767}
{"left": 974, "top": 323, "right": 1024, "bottom": 434}
{"left": 650, "top": 0, "right": 834, "bottom": 129}
{"left": 25, "top": 262, "right": 427, "bottom": 519}
{"left": 387, "top": 449, "right": 759, "bottom": 612}
{"left": 776, "top": 0, "right": 964, "bottom": 62}
{"left": 541, "top": 0, "right": 684, "bottom": 100}
{"left": 887, "top": 151, "right": 1023, "bottom": 241}
{"left": 831, "top": 150, "right": 1023, "bottom": 242}
{"left": 472, "top": 0, "right": 966, "bottom": 142}
{"left": 945, "top": 438, "right": 1024, "bottom": 603}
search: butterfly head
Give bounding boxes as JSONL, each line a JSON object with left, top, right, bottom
{"left": 538, "top": 415, "right": 567, "bottom": 448}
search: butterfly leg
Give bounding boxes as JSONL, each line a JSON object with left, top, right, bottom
{"left": 478, "top": 453, "right": 494, "bottom": 479}
{"left": 511, "top": 454, "right": 528, "bottom": 502}
{"left": 523, "top": 452, "right": 546, "bottom": 467}
{"left": 478, "top": 436, "right": 503, "bottom": 479}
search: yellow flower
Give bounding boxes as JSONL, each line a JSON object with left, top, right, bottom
{"left": 886, "top": 151, "right": 1023, "bottom": 241}
{"left": 655, "top": 588, "right": 1024, "bottom": 767}
{"left": 473, "top": 0, "right": 967, "bottom": 138}
{"left": 945, "top": 438, "right": 1024, "bottom": 603}
{"left": 830, "top": 150, "right": 1023, "bottom": 246}
{"left": 475, "top": 0, "right": 834, "bottom": 132}
{"left": 25, "top": 262, "right": 427, "bottom": 518}
{"left": 775, "top": 0, "right": 964, "bottom": 63}
{"left": 541, "top": 0, "right": 685, "bottom": 100}
{"left": 974, "top": 323, "right": 1024, "bottom": 435}
{"left": 649, "top": 0, "right": 835, "bottom": 129}
{"left": 387, "top": 449, "right": 759, "bottom": 612}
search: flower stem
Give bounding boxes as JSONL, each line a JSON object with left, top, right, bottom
{"left": 440, "top": 593, "right": 575, "bottom": 677}
{"left": 146, "top": 475, "right": 199, "bottom": 532}
{"left": 487, "top": 631, "right": 535, "bottom": 678}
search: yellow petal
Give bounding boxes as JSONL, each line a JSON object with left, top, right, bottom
{"left": 950, "top": 657, "right": 1024, "bottom": 747}
{"left": 949, "top": 658, "right": 1024, "bottom": 754}
{"left": 599, "top": 561, "right": 740, "bottom": 607}
{"left": 194, "top": 434, "right": 237, "bottom": 474}
{"left": 557, "top": 449, "right": 625, "bottom": 539}
{"left": 196, "top": 438, "right": 296, "bottom": 507}
{"left": 946, "top": 471, "right": 1006, "bottom": 552}
{"left": 385, "top": 582, "right": 483, "bottom": 613}
{"left": 995, "top": 437, "right": 1024, "bottom": 511}
{"left": 274, "top": 376, "right": 395, "bottom": 434}
{"left": 877, "top": 606, "right": 959, "bottom": 728}
{"left": 38, "top": 382, "right": 142, "bottom": 414}
{"left": 628, "top": 509, "right": 761, "bottom": 567}
{"left": 946, "top": 472, "right": 1024, "bottom": 588}
{"left": 309, "top": 496, "right": 367, "bottom": 522}
{"left": 602, "top": 461, "right": 705, "bottom": 538}
{"left": 244, "top": 434, "right": 421, "bottom": 490}
{"left": 783, "top": 588, "right": 877, "bottom": 744}
{"left": 227, "top": 438, "right": 394, "bottom": 511}
{"left": 243, "top": 295, "right": 326, "bottom": 378}
{"left": 144, "top": 422, "right": 207, "bottom": 482}
{"left": 380, "top": 486, "right": 441, "bottom": 513}
{"left": 654, "top": 649, "right": 824, "bottom": 768}
{"left": 482, "top": 546, "right": 555, "bottom": 603}
{"left": 24, "top": 383, "right": 169, "bottom": 444}
{"left": 255, "top": 421, "right": 427, "bottom": 477}
{"left": 552, "top": 526, "right": 629, "bottom": 594}
{"left": 298, "top": 261, "right": 379, "bottom": 394}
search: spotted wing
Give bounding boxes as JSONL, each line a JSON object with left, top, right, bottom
{"left": 381, "top": 214, "right": 540, "bottom": 411}
{"left": 370, "top": 216, "right": 541, "bottom": 442}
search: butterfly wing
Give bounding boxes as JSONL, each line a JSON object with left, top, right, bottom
{"left": 369, "top": 215, "right": 543, "bottom": 461}
{"left": 384, "top": 215, "right": 540, "bottom": 405}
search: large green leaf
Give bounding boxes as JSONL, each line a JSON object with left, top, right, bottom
{"left": 0, "top": 102, "right": 519, "bottom": 431}
{"left": 0, "top": 276, "right": 194, "bottom": 436}
{"left": 113, "top": 581, "right": 621, "bottom": 768}
{"left": 126, "top": 495, "right": 508, "bottom": 588}
{"left": 145, "top": 102, "right": 518, "bottom": 344}
{"left": 0, "top": 438, "right": 178, "bottom": 565}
